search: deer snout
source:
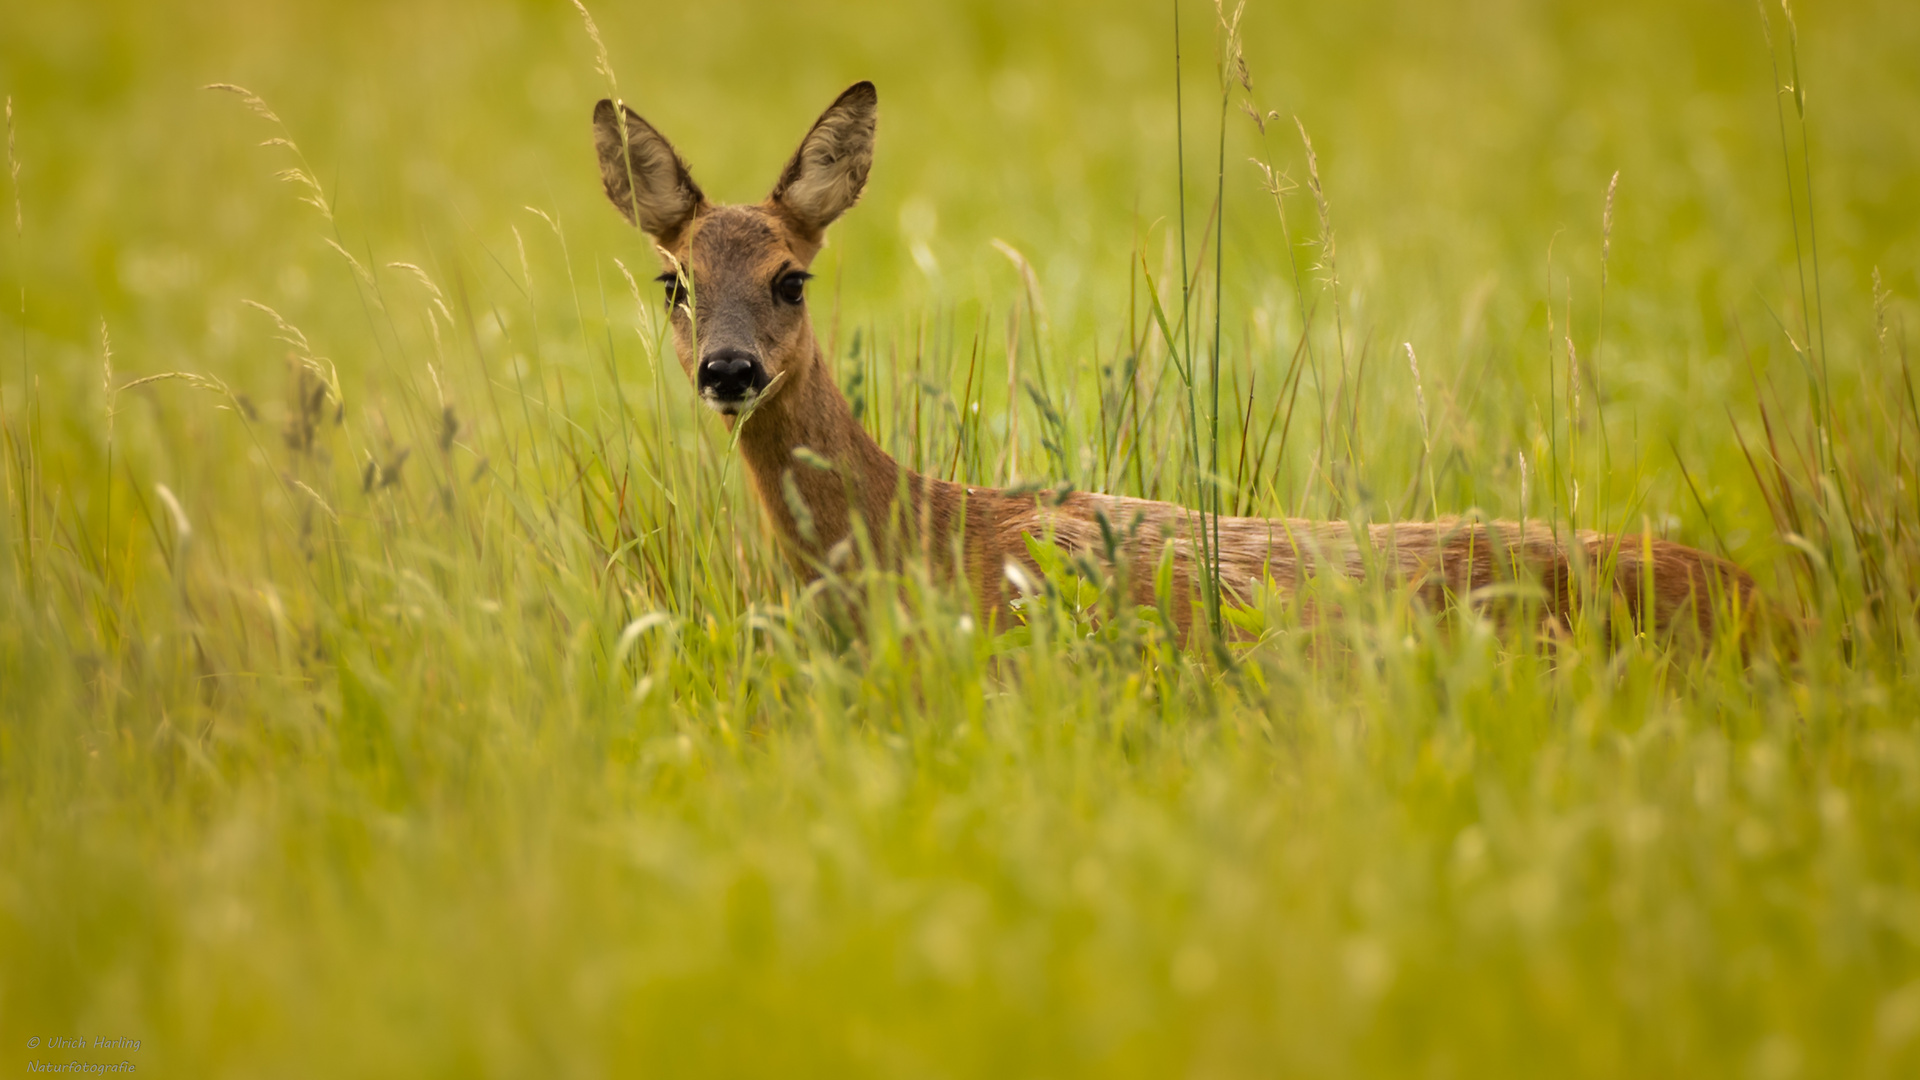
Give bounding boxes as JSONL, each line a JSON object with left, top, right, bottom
{"left": 697, "top": 348, "right": 767, "bottom": 406}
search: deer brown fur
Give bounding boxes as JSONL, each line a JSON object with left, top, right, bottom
{"left": 591, "top": 83, "right": 1760, "bottom": 648}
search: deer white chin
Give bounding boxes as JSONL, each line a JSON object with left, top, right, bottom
{"left": 701, "top": 390, "right": 757, "bottom": 416}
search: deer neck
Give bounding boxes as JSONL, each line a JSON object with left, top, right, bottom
{"left": 732, "top": 343, "right": 911, "bottom": 568}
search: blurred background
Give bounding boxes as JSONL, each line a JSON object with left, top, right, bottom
{"left": 5, "top": 4, "right": 1920, "bottom": 1076}
{"left": 2, "top": 0, "right": 1914, "bottom": 423}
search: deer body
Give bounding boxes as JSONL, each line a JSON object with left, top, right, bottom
{"left": 593, "top": 84, "right": 1756, "bottom": 645}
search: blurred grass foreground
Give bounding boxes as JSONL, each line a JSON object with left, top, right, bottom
{"left": 3, "top": 0, "right": 1920, "bottom": 1075}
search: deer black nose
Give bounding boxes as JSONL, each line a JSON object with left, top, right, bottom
{"left": 698, "top": 349, "right": 763, "bottom": 401}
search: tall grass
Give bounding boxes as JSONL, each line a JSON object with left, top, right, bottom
{"left": 2, "top": 0, "right": 1918, "bottom": 1075}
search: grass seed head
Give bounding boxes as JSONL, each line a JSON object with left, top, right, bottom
{"left": 570, "top": 0, "right": 618, "bottom": 97}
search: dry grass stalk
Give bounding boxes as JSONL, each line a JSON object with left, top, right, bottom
{"left": 5, "top": 96, "right": 19, "bottom": 237}
{"left": 206, "top": 84, "right": 334, "bottom": 224}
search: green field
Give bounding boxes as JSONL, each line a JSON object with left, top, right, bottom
{"left": 4, "top": 0, "right": 1919, "bottom": 1075}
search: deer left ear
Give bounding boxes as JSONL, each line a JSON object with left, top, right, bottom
{"left": 770, "top": 81, "right": 877, "bottom": 239}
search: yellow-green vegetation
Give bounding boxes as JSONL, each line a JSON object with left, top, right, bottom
{"left": 4, "top": 0, "right": 1919, "bottom": 1075}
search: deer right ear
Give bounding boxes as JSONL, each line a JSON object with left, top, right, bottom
{"left": 593, "top": 99, "right": 706, "bottom": 242}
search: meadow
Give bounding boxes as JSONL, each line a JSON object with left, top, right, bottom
{"left": 3, "top": 0, "right": 1919, "bottom": 1075}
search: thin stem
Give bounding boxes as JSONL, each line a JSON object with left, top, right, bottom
{"left": 1172, "top": 0, "right": 1220, "bottom": 641}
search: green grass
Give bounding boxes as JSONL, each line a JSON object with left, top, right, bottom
{"left": 4, "top": 0, "right": 1920, "bottom": 1075}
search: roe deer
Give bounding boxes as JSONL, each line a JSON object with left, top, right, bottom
{"left": 591, "top": 82, "right": 1760, "bottom": 648}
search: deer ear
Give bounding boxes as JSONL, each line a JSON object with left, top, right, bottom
{"left": 770, "top": 81, "right": 877, "bottom": 238}
{"left": 593, "top": 99, "right": 706, "bottom": 242}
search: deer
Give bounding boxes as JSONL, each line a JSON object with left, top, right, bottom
{"left": 590, "top": 82, "right": 1762, "bottom": 651}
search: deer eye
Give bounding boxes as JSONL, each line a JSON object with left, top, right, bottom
{"left": 774, "top": 272, "right": 810, "bottom": 307}
{"left": 656, "top": 272, "right": 689, "bottom": 310}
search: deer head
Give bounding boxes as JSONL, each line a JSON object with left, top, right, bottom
{"left": 592, "top": 82, "right": 878, "bottom": 418}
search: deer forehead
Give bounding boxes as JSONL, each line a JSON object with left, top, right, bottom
{"left": 677, "top": 205, "right": 813, "bottom": 284}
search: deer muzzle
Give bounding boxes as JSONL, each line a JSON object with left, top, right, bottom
{"left": 697, "top": 348, "right": 769, "bottom": 412}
